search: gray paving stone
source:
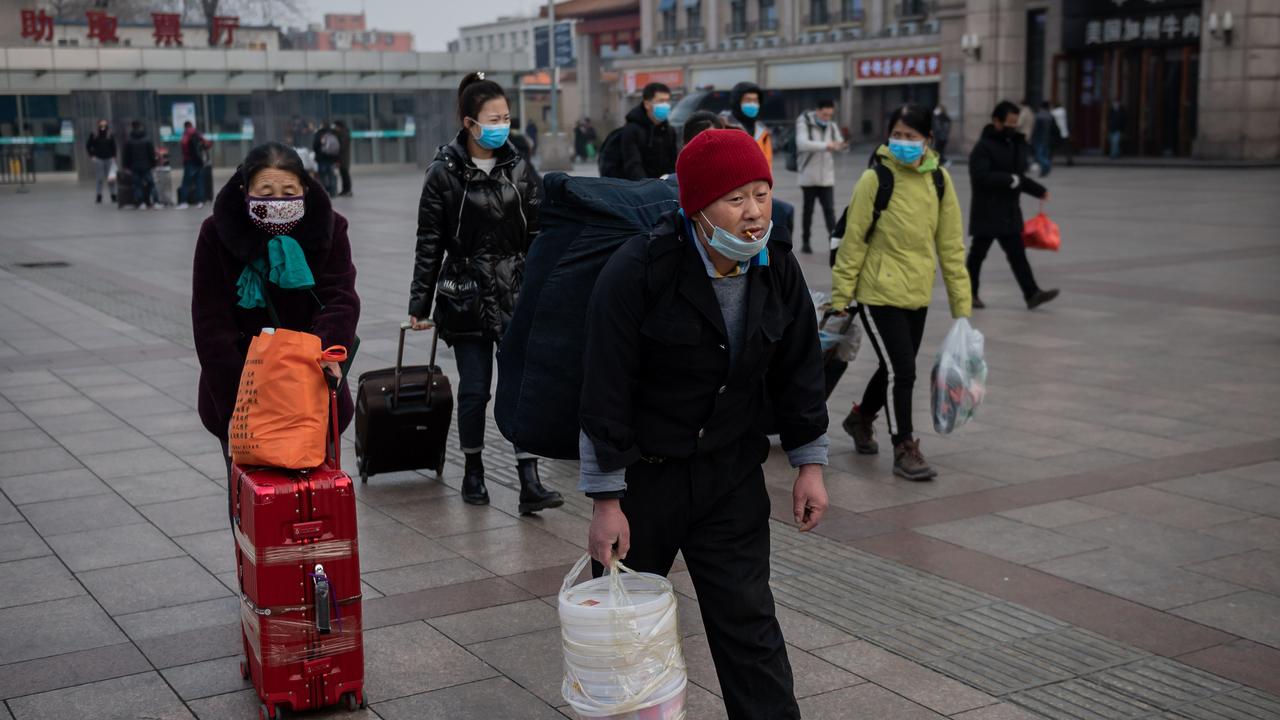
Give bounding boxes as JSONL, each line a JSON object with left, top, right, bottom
{"left": 115, "top": 596, "right": 242, "bottom": 643}
{"left": 135, "top": 621, "right": 242, "bottom": 669}
{"left": 0, "top": 412, "right": 35, "bottom": 431}
{"left": 79, "top": 556, "right": 230, "bottom": 616}
{"left": 1226, "top": 461, "right": 1280, "bottom": 486}
{"left": 0, "top": 556, "right": 84, "bottom": 609}
{"left": 15, "top": 396, "right": 101, "bottom": 419}
{"left": 1057, "top": 515, "right": 1250, "bottom": 566}
{"left": 101, "top": 394, "right": 190, "bottom": 419}
{"left": 1187, "top": 550, "right": 1280, "bottom": 595}
{"left": 356, "top": 523, "right": 458, "bottom": 573}
{"left": 0, "top": 643, "right": 152, "bottom": 701}
{"left": 1079, "top": 486, "right": 1254, "bottom": 530}
{"left": 103, "top": 468, "right": 224, "bottom": 506}
{"left": 33, "top": 410, "right": 126, "bottom": 436}
{"left": 79, "top": 446, "right": 189, "bottom": 479}
{"left": 773, "top": 604, "right": 857, "bottom": 651}
{"left": 1033, "top": 549, "right": 1244, "bottom": 610}
{"left": 0, "top": 428, "right": 56, "bottom": 453}
{"left": 681, "top": 682, "right": 730, "bottom": 720}
{"left": 1172, "top": 591, "right": 1280, "bottom": 648}
{"left": 22, "top": 493, "right": 145, "bottom": 537}
{"left": 0, "top": 469, "right": 111, "bottom": 505}
{"left": 47, "top": 522, "right": 184, "bottom": 572}
{"left": 0, "top": 522, "right": 51, "bottom": 563}
{"left": 798, "top": 682, "right": 945, "bottom": 719}
{"left": 362, "top": 557, "right": 493, "bottom": 597}
{"left": 138, "top": 495, "right": 231, "bottom": 538}
{"left": 381, "top": 496, "right": 521, "bottom": 538}
{"left": 54, "top": 366, "right": 136, "bottom": 389}
{"left": 0, "top": 371, "right": 58, "bottom": 390}
{"left": 175, "top": 529, "right": 237, "bottom": 576}
{"left": 160, "top": 656, "right": 253, "bottom": 701}
{"left": 185, "top": 690, "right": 261, "bottom": 720}
{"left": 467, "top": 627, "right": 564, "bottom": 705}
{"left": 0, "top": 382, "right": 79, "bottom": 403}
{"left": 153, "top": 430, "right": 222, "bottom": 457}
{"left": 6, "top": 671, "right": 194, "bottom": 720}
{"left": 430, "top": 598, "right": 560, "bottom": 646}
{"left": 363, "top": 621, "right": 498, "bottom": 703}
{"left": 815, "top": 640, "right": 994, "bottom": 715}
{"left": 126, "top": 411, "right": 209, "bottom": 437}
{"left": 0, "top": 595, "right": 126, "bottom": 664}
{"left": 929, "top": 450, "right": 1065, "bottom": 484}
{"left": 375, "top": 677, "right": 563, "bottom": 720}
{"left": 0, "top": 447, "right": 81, "bottom": 479}
{"left": 996, "top": 500, "right": 1117, "bottom": 528}
{"left": 951, "top": 703, "right": 1044, "bottom": 720}
{"left": 1201, "top": 516, "right": 1280, "bottom": 551}
{"left": 188, "top": 451, "right": 233, "bottom": 481}
{"left": 918, "top": 515, "right": 1106, "bottom": 565}
{"left": 437, "top": 524, "right": 588, "bottom": 577}
{"left": 57, "top": 427, "right": 155, "bottom": 456}
{"left": 0, "top": 494, "right": 19, "bottom": 524}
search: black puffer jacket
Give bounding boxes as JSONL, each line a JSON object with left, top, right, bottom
{"left": 619, "top": 103, "right": 677, "bottom": 180}
{"left": 968, "top": 124, "right": 1047, "bottom": 238}
{"left": 410, "top": 129, "right": 541, "bottom": 343}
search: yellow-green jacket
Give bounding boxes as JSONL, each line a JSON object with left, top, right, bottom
{"left": 831, "top": 145, "right": 972, "bottom": 318}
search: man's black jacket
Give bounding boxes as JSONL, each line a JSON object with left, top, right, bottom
{"left": 968, "top": 124, "right": 1047, "bottom": 238}
{"left": 619, "top": 103, "right": 677, "bottom": 180}
{"left": 580, "top": 210, "right": 828, "bottom": 472}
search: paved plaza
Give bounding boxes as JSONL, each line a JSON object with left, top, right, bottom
{"left": 0, "top": 158, "right": 1278, "bottom": 720}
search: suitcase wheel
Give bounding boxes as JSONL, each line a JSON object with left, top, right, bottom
{"left": 260, "top": 703, "right": 285, "bottom": 720}
{"left": 342, "top": 691, "right": 364, "bottom": 711}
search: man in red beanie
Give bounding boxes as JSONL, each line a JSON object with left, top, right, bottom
{"left": 579, "top": 129, "right": 830, "bottom": 719}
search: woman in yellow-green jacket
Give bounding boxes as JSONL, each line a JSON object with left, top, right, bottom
{"left": 831, "top": 104, "right": 971, "bottom": 481}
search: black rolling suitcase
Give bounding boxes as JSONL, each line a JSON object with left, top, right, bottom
{"left": 116, "top": 169, "right": 134, "bottom": 208}
{"left": 355, "top": 323, "right": 453, "bottom": 483}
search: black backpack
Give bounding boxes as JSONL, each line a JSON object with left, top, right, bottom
{"left": 828, "top": 155, "right": 946, "bottom": 267}
{"left": 785, "top": 112, "right": 819, "bottom": 173}
{"left": 596, "top": 127, "right": 626, "bottom": 178}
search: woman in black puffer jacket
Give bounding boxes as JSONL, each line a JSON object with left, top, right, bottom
{"left": 408, "top": 72, "right": 561, "bottom": 514}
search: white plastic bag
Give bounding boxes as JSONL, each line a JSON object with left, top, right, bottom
{"left": 931, "top": 318, "right": 987, "bottom": 434}
{"left": 560, "top": 554, "right": 687, "bottom": 720}
{"left": 811, "top": 292, "right": 862, "bottom": 363}
{"left": 106, "top": 160, "right": 118, "bottom": 183}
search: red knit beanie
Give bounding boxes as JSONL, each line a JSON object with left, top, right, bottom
{"left": 676, "top": 129, "right": 773, "bottom": 217}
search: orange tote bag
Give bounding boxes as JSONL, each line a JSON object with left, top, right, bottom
{"left": 1022, "top": 203, "right": 1061, "bottom": 251}
{"left": 229, "top": 328, "right": 347, "bottom": 470}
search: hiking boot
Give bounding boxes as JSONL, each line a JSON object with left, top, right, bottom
{"left": 842, "top": 404, "right": 879, "bottom": 455}
{"left": 96, "top": 193, "right": 102, "bottom": 204}
{"left": 972, "top": 296, "right": 986, "bottom": 309}
{"left": 517, "top": 459, "right": 564, "bottom": 515}
{"left": 461, "top": 453, "right": 489, "bottom": 505}
{"left": 894, "top": 438, "right": 936, "bottom": 481}
{"left": 800, "top": 243, "right": 813, "bottom": 254}
{"left": 1027, "top": 288, "right": 1060, "bottom": 310}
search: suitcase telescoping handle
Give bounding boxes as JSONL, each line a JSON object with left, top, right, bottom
{"left": 394, "top": 321, "right": 440, "bottom": 408}
{"left": 324, "top": 371, "right": 341, "bottom": 468}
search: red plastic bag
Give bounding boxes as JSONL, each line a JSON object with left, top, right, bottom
{"left": 1022, "top": 203, "right": 1061, "bottom": 251}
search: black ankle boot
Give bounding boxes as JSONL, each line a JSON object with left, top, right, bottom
{"left": 461, "top": 453, "right": 489, "bottom": 505}
{"left": 517, "top": 459, "right": 563, "bottom": 515}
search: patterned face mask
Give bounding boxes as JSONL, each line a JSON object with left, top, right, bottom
{"left": 246, "top": 195, "right": 305, "bottom": 235}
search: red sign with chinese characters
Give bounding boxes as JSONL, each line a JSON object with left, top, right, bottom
{"left": 21, "top": 9, "right": 54, "bottom": 42}
{"left": 152, "top": 13, "right": 184, "bottom": 47}
{"left": 86, "top": 10, "right": 120, "bottom": 44}
{"left": 853, "top": 53, "right": 942, "bottom": 85}
{"left": 211, "top": 15, "right": 240, "bottom": 46}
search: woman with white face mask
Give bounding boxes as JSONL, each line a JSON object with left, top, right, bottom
{"left": 408, "top": 72, "right": 562, "bottom": 514}
{"left": 830, "top": 103, "right": 972, "bottom": 481}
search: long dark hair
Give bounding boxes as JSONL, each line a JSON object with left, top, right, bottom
{"left": 240, "top": 141, "right": 307, "bottom": 188}
{"left": 886, "top": 103, "right": 933, "bottom": 139}
{"left": 458, "top": 71, "right": 507, "bottom": 125}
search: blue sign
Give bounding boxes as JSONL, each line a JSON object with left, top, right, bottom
{"left": 535, "top": 22, "right": 574, "bottom": 69}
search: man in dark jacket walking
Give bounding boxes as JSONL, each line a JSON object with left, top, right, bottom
{"left": 86, "top": 119, "right": 117, "bottom": 204}
{"left": 617, "top": 82, "right": 677, "bottom": 180}
{"left": 313, "top": 122, "right": 340, "bottom": 195}
{"left": 581, "top": 129, "right": 830, "bottom": 720}
{"left": 334, "top": 120, "right": 353, "bottom": 196}
{"left": 178, "top": 121, "right": 211, "bottom": 209}
{"left": 121, "top": 120, "right": 158, "bottom": 210}
{"left": 967, "top": 101, "right": 1059, "bottom": 310}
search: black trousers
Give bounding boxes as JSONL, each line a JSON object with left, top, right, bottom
{"left": 800, "top": 186, "right": 835, "bottom": 249}
{"left": 339, "top": 164, "right": 352, "bottom": 195}
{"left": 967, "top": 234, "right": 1040, "bottom": 301}
{"left": 593, "top": 438, "right": 799, "bottom": 720}
{"left": 859, "top": 304, "right": 928, "bottom": 445}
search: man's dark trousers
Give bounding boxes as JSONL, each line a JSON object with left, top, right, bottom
{"left": 968, "top": 234, "right": 1040, "bottom": 301}
{"left": 800, "top": 185, "right": 835, "bottom": 250}
{"left": 593, "top": 437, "right": 799, "bottom": 720}
{"left": 339, "top": 164, "right": 352, "bottom": 195}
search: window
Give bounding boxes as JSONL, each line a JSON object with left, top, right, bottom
{"left": 11, "top": 95, "right": 74, "bottom": 172}
{"left": 207, "top": 94, "right": 254, "bottom": 168}
{"left": 330, "top": 93, "right": 372, "bottom": 164}
{"left": 464, "top": 38, "right": 472, "bottom": 51}
{"left": 810, "top": 0, "right": 829, "bottom": 25}
{"left": 687, "top": 4, "right": 702, "bottom": 34}
{"left": 759, "top": 0, "right": 778, "bottom": 30}
{"left": 729, "top": 0, "right": 747, "bottom": 33}
{"left": 662, "top": 10, "right": 677, "bottom": 38}
{"left": 840, "top": 0, "right": 863, "bottom": 22}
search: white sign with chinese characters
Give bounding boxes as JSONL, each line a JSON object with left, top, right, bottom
{"left": 853, "top": 52, "right": 942, "bottom": 86}
{"left": 1084, "top": 11, "right": 1200, "bottom": 46}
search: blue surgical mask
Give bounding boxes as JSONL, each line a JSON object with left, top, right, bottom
{"left": 699, "top": 212, "right": 772, "bottom": 263}
{"left": 740, "top": 102, "right": 760, "bottom": 119}
{"left": 653, "top": 102, "right": 671, "bottom": 122}
{"left": 470, "top": 121, "right": 510, "bottom": 150}
{"left": 888, "top": 138, "right": 925, "bottom": 164}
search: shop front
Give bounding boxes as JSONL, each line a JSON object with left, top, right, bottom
{"left": 1058, "top": 0, "right": 1201, "bottom": 157}
{"left": 851, "top": 51, "right": 941, "bottom": 141}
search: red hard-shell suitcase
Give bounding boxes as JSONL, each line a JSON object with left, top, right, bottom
{"left": 232, "top": 386, "right": 365, "bottom": 720}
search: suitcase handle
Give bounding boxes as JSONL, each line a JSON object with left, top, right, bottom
{"left": 325, "top": 373, "right": 341, "bottom": 468}
{"left": 394, "top": 321, "right": 440, "bottom": 408}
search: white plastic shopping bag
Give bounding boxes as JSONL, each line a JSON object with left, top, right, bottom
{"left": 931, "top": 318, "right": 988, "bottom": 434}
{"left": 811, "top": 291, "right": 862, "bottom": 363}
{"left": 560, "top": 554, "right": 687, "bottom": 720}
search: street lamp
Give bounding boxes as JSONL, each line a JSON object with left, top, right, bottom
{"left": 961, "top": 33, "right": 981, "bottom": 61}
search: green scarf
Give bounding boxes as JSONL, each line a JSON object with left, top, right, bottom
{"left": 236, "top": 235, "right": 315, "bottom": 310}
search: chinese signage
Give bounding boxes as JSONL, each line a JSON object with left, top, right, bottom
{"left": 19, "top": 8, "right": 240, "bottom": 47}
{"left": 624, "top": 70, "right": 685, "bottom": 94}
{"left": 535, "top": 22, "right": 575, "bottom": 69}
{"left": 1064, "top": 0, "right": 1202, "bottom": 51}
{"left": 853, "top": 53, "right": 942, "bottom": 86}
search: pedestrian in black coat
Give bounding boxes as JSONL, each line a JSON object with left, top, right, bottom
{"left": 967, "top": 101, "right": 1058, "bottom": 310}
{"left": 121, "top": 121, "right": 157, "bottom": 209}
{"left": 617, "top": 82, "right": 677, "bottom": 179}
{"left": 407, "top": 72, "right": 561, "bottom": 515}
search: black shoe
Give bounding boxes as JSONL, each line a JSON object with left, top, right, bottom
{"left": 110, "top": 194, "right": 117, "bottom": 202}
{"left": 461, "top": 453, "right": 489, "bottom": 505}
{"left": 95, "top": 194, "right": 102, "bottom": 204}
{"left": 517, "top": 458, "right": 563, "bottom": 515}
{"left": 972, "top": 296, "right": 986, "bottom": 309}
{"left": 1027, "top": 288, "right": 1060, "bottom": 310}
{"left": 801, "top": 244, "right": 813, "bottom": 254}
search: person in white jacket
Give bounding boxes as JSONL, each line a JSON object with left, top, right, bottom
{"left": 795, "top": 99, "right": 847, "bottom": 254}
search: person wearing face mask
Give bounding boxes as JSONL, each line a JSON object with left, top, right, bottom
{"left": 86, "top": 119, "right": 117, "bottom": 205}
{"left": 794, "top": 99, "right": 846, "bottom": 254}
{"left": 831, "top": 104, "right": 971, "bottom": 481}
{"left": 967, "top": 100, "right": 1058, "bottom": 311}
{"left": 615, "top": 81, "right": 677, "bottom": 180}
{"left": 192, "top": 141, "right": 361, "bottom": 496}
{"left": 727, "top": 81, "right": 773, "bottom": 168}
{"left": 581, "top": 128, "right": 829, "bottom": 720}
{"left": 408, "top": 72, "right": 562, "bottom": 514}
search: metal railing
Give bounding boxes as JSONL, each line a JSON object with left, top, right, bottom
{"left": 837, "top": 6, "right": 865, "bottom": 23}
{"left": 725, "top": 20, "right": 749, "bottom": 36}
{"left": 0, "top": 148, "right": 35, "bottom": 191}
{"left": 657, "top": 28, "right": 681, "bottom": 42}
{"left": 802, "top": 12, "right": 831, "bottom": 28}
{"left": 754, "top": 17, "right": 781, "bottom": 32}
{"left": 684, "top": 25, "right": 706, "bottom": 40}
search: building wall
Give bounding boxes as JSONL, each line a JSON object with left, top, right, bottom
{"left": 1195, "top": 0, "right": 1280, "bottom": 160}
